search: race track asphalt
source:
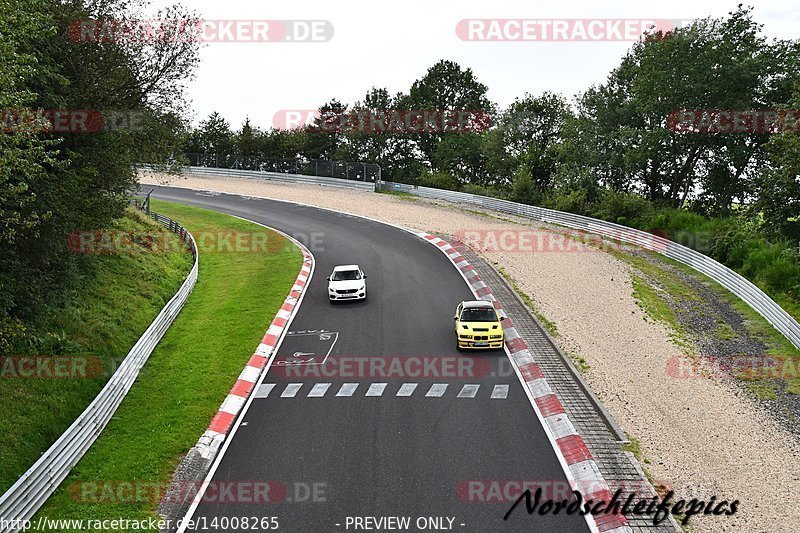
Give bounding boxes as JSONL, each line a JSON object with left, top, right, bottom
{"left": 147, "top": 185, "right": 591, "bottom": 533}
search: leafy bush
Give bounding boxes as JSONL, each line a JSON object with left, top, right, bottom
{"left": 511, "top": 165, "right": 538, "bottom": 204}
{"left": 0, "top": 317, "right": 28, "bottom": 356}
{"left": 419, "top": 171, "right": 461, "bottom": 191}
{"left": 547, "top": 187, "right": 592, "bottom": 215}
{"left": 539, "top": 186, "right": 800, "bottom": 319}
{"left": 738, "top": 242, "right": 800, "bottom": 299}
{"left": 648, "top": 209, "right": 738, "bottom": 256}
{"left": 589, "top": 190, "right": 655, "bottom": 228}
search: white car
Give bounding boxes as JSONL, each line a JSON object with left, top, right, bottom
{"left": 327, "top": 265, "right": 367, "bottom": 301}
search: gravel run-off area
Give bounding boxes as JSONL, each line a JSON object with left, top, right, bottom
{"left": 141, "top": 172, "right": 800, "bottom": 532}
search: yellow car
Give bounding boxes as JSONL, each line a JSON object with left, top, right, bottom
{"left": 454, "top": 300, "right": 504, "bottom": 350}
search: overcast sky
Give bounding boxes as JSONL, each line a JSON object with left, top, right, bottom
{"left": 148, "top": 0, "right": 799, "bottom": 130}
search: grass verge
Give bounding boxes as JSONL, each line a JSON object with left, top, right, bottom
{"left": 611, "top": 248, "right": 800, "bottom": 396}
{"left": 32, "top": 200, "right": 302, "bottom": 527}
{"left": 0, "top": 209, "right": 193, "bottom": 494}
{"left": 376, "top": 189, "right": 417, "bottom": 200}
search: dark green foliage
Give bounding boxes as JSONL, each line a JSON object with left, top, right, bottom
{"left": 180, "top": 7, "right": 799, "bottom": 315}
{"left": 0, "top": 0, "right": 198, "bottom": 326}
{"left": 419, "top": 171, "right": 461, "bottom": 191}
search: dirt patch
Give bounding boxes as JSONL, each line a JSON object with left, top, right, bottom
{"left": 627, "top": 251, "right": 800, "bottom": 441}
{"left": 141, "top": 171, "right": 800, "bottom": 532}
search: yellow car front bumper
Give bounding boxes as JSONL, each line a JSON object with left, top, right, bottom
{"left": 457, "top": 337, "right": 504, "bottom": 349}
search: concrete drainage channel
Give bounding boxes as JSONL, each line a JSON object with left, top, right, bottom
{"left": 142, "top": 185, "right": 681, "bottom": 531}
{"left": 78, "top": 183, "right": 679, "bottom": 531}
{"left": 456, "top": 242, "right": 681, "bottom": 533}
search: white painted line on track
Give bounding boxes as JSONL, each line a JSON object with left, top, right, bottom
{"left": 458, "top": 384, "right": 480, "bottom": 398}
{"left": 336, "top": 383, "right": 359, "bottom": 397}
{"left": 153, "top": 186, "right": 605, "bottom": 533}
{"left": 281, "top": 383, "right": 303, "bottom": 397}
{"left": 254, "top": 383, "right": 276, "bottom": 398}
{"left": 257, "top": 382, "right": 513, "bottom": 400}
{"left": 366, "top": 383, "right": 387, "bottom": 396}
{"left": 491, "top": 384, "right": 509, "bottom": 399}
{"left": 173, "top": 203, "right": 316, "bottom": 533}
{"left": 308, "top": 383, "right": 331, "bottom": 397}
{"left": 397, "top": 383, "right": 418, "bottom": 397}
{"left": 425, "top": 383, "right": 448, "bottom": 397}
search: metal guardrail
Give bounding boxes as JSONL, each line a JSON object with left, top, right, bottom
{"left": 151, "top": 162, "right": 800, "bottom": 348}
{"left": 140, "top": 163, "right": 800, "bottom": 348}
{"left": 380, "top": 181, "right": 800, "bottom": 349}
{"left": 185, "top": 154, "right": 382, "bottom": 183}
{"left": 152, "top": 165, "right": 378, "bottom": 192}
{"left": 0, "top": 207, "right": 198, "bottom": 532}
{"left": 152, "top": 162, "right": 800, "bottom": 348}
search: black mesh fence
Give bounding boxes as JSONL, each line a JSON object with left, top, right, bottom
{"left": 186, "top": 153, "right": 381, "bottom": 182}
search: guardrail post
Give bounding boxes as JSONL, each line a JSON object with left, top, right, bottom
{"left": 175, "top": 164, "right": 800, "bottom": 347}
{"left": 0, "top": 204, "right": 199, "bottom": 530}
{"left": 144, "top": 188, "right": 154, "bottom": 215}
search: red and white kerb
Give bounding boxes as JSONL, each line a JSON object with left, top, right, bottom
{"left": 196, "top": 246, "right": 313, "bottom": 459}
{"left": 418, "top": 232, "right": 630, "bottom": 533}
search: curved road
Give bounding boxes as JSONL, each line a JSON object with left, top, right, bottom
{"left": 148, "top": 185, "right": 590, "bottom": 533}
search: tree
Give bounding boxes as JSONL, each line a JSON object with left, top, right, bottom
{"left": 237, "top": 117, "right": 257, "bottom": 157}
{"left": 303, "top": 99, "right": 347, "bottom": 159}
{"left": 0, "top": 0, "right": 199, "bottom": 325}
{"left": 433, "top": 133, "right": 487, "bottom": 184}
{"left": 404, "top": 60, "right": 493, "bottom": 178}
{"left": 341, "top": 87, "right": 395, "bottom": 164}
{"left": 488, "top": 92, "right": 572, "bottom": 192}
{"left": 566, "top": 6, "right": 782, "bottom": 212}
{"left": 195, "top": 112, "right": 234, "bottom": 156}
{"left": 753, "top": 88, "right": 800, "bottom": 242}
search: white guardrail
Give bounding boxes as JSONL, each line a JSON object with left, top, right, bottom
{"left": 0, "top": 208, "right": 198, "bottom": 533}
{"left": 3, "top": 166, "right": 796, "bottom": 529}
{"left": 178, "top": 166, "right": 376, "bottom": 191}
{"left": 382, "top": 181, "right": 800, "bottom": 349}
{"left": 180, "top": 164, "right": 799, "bottom": 348}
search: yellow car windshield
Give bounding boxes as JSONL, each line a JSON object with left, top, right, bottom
{"left": 460, "top": 308, "right": 496, "bottom": 322}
